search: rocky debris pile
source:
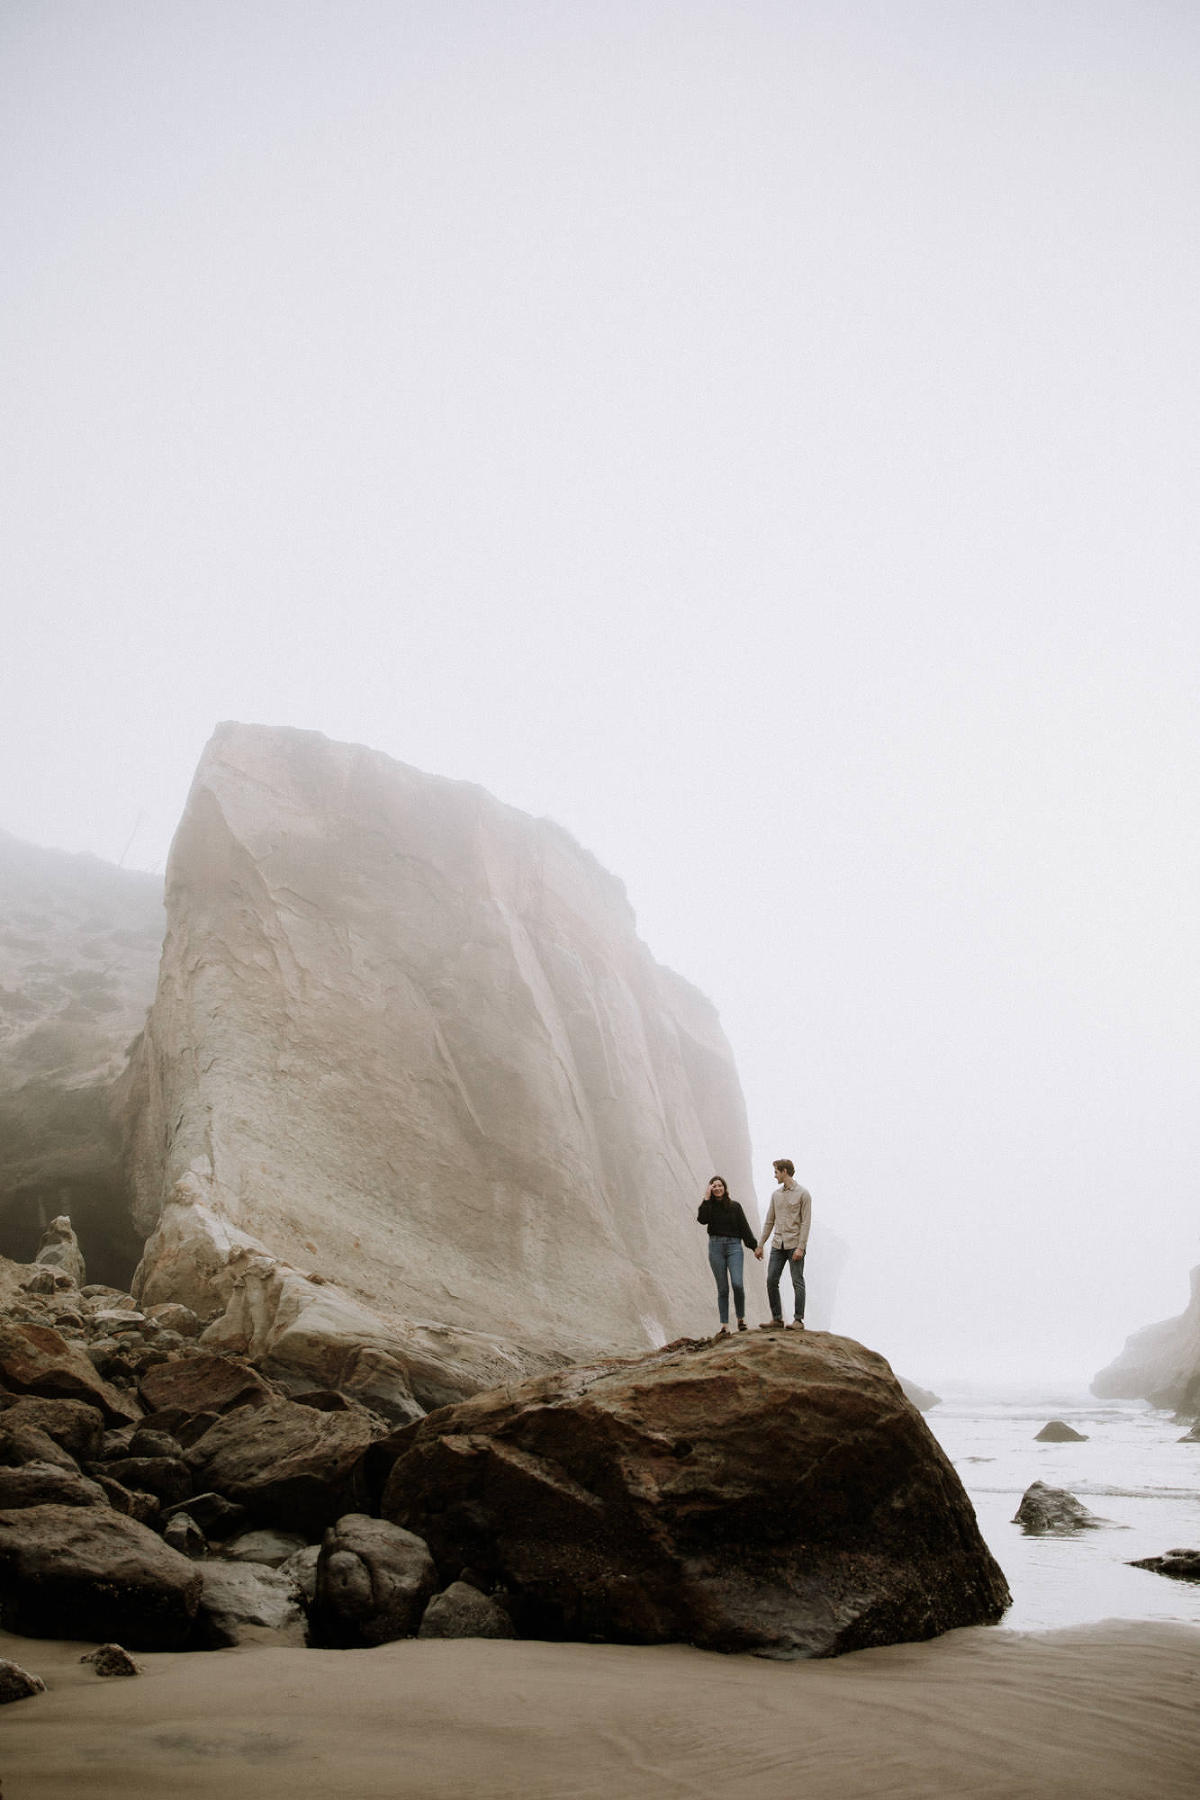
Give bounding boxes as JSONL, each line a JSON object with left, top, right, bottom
{"left": 370, "top": 1328, "right": 1010, "bottom": 1658}
{"left": 1128, "top": 1549, "right": 1200, "bottom": 1583}
{"left": 1034, "top": 1420, "right": 1089, "bottom": 1442}
{"left": 0, "top": 1246, "right": 1010, "bottom": 1662}
{"left": 1012, "top": 1482, "right": 1109, "bottom": 1534}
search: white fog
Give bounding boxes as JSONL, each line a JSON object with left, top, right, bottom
{"left": 3, "top": 1, "right": 1198, "bottom": 1389}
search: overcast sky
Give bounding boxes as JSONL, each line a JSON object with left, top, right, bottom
{"left": 3, "top": 1, "right": 1197, "bottom": 1385}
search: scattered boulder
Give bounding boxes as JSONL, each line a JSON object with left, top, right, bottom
{"left": 0, "top": 1396, "right": 106, "bottom": 1460}
{"left": 196, "top": 1560, "right": 306, "bottom": 1646}
{"left": 0, "top": 1502, "right": 200, "bottom": 1647}
{"left": 418, "top": 1581, "right": 514, "bottom": 1640}
{"left": 0, "top": 1421, "right": 81, "bottom": 1473}
{"left": 220, "top": 1527, "right": 308, "bottom": 1568}
{"left": 88, "top": 1472, "right": 159, "bottom": 1523}
{"left": 312, "top": 1514, "right": 437, "bottom": 1647}
{"left": 162, "top": 1511, "right": 207, "bottom": 1559}
{"left": 0, "top": 1657, "right": 46, "bottom": 1702}
{"left": 1129, "top": 1549, "right": 1200, "bottom": 1583}
{"left": 1013, "top": 1481, "right": 1108, "bottom": 1533}
{"left": 186, "top": 1397, "right": 378, "bottom": 1535}
{"left": 137, "top": 1354, "right": 274, "bottom": 1418}
{"left": 1035, "top": 1420, "right": 1089, "bottom": 1442}
{"left": 0, "top": 1319, "right": 139, "bottom": 1423}
{"left": 379, "top": 1331, "right": 1011, "bottom": 1657}
{"left": 81, "top": 1642, "right": 142, "bottom": 1677}
{"left": 144, "top": 1303, "right": 200, "bottom": 1337}
{"left": 278, "top": 1542, "right": 321, "bottom": 1605}
{"left": 0, "top": 1461, "right": 108, "bottom": 1510}
{"left": 34, "top": 1216, "right": 86, "bottom": 1287}
{"left": 128, "top": 1427, "right": 184, "bottom": 1460}
{"left": 99, "top": 1455, "right": 191, "bottom": 1509}
{"left": 161, "top": 1491, "right": 247, "bottom": 1539}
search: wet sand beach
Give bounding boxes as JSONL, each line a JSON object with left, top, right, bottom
{"left": 4, "top": 1619, "right": 1198, "bottom": 1800}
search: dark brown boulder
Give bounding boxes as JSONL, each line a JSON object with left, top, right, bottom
{"left": 186, "top": 1398, "right": 379, "bottom": 1535}
{"left": 0, "top": 1397, "right": 106, "bottom": 1461}
{"left": 417, "top": 1580, "right": 514, "bottom": 1640}
{"left": 1012, "top": 1481, "right": 1107, "bottom": 1533}
{"left": 1129, "top": 1549, "right": 1200, "bottom": 1582}
{"left": 0, "top": 1462, "right": 108, "bottom": 1510}
{"left": 312, "top": 1513, "right": 437, "bottom": 1646}
{"left": 99, "top": 1456, "right": 192, "bottom": 1509}
{"left": 0, "top": 1657, "right": 46, "bottom": 1702}
{"left": 1034, "top": 1420, "right": 1089, "bottom": 1442}
{"left": 0, "top": 1421, "right": 81, "bottom": 1474}
{"left": 0, "top": 1320, "right": 139, "bottom": 1423}
{"left": 378, "top": 1331, "right": 1010, "bottom": 1658}
{"left": 0, "top": 1503, "right": 201, "bottom": 1647}
{"left": 137, "top": 1354, "right": 274, "bottom": 1418}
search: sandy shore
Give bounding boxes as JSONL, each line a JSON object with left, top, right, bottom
{"left": 3, "top": 1619, "right": 1198, "bottom": 1799}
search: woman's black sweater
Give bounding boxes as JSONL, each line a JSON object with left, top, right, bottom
{"left": 696, "top": 1196, "right": 757, "bottom": 1250}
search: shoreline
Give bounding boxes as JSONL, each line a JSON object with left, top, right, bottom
{"left": 4, "top": 1618, "right": 1199, "bottom": 1799}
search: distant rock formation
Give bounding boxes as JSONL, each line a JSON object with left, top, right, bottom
{"left": 0, "top": 832, "right": 161, "bottom": 1284}
{"left": 119, "top": 724, "right": 757, "bottom": 1398}
{"left": 899, "top": 1377, "right": 940, "bottom": 1412}
{"left": 1092, "top": 1268, "right": 1200, "bottom": 1420}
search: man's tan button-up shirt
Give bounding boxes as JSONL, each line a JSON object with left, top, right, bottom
{"left": 758, "top": 1182, "right": 812, "bottom": 1253}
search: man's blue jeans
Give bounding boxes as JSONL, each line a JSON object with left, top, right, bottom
{"left": 767, "top": 1245, "right": 806, "bottom": 1323}
{"left": 707, "top": 1235, "right": 745, "bottom": 1325}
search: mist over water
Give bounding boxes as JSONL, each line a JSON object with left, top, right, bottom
{"left": 3, "top": 4, "right": 1198, "bottom": 1394}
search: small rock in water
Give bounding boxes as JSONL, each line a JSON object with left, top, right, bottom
{"left": 1035, "top": 1420, "right": 1088, "bottom": 1442}
{"left": 81, "top": 1643, "right": 143, "bottom": 1677}
{"left": 1013, "top": 1481, "right": 1108, "bottom": 1533}
{"left": 0, "top": 1658, "right": 46, "bottom": 1703}
{"left": 1129, "top": 1549, "right": 1200, "bottom": 1583}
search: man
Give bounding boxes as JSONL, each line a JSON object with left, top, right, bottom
{"left": 754, "top": 1158, "right": 811, "bottom": 1329}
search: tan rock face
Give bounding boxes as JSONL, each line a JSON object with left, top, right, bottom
{"left": 121, "top": 723, "right": 755, "bottom": 1380}
{"left": 0, "top": 832, "right": 162, "bottom": 1284}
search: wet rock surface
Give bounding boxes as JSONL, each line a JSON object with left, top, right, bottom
{"left": 0, "top": 1656, "right": 46, "bottom": 1702}
{"left": 1013, "top": 1481, "right": 1108, "bottom": 1534}
{"left": 377, "top": 1330, "right": 1010, "bottom": 1658}
{"left": 1129, "top": 1549, "right": 1200, "bottom": 1583}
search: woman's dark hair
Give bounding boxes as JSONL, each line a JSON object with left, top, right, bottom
{"left": 708, "top": 1175, "right": 732, "bottom": 1197}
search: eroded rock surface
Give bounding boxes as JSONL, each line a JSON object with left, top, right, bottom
{"left": 0, "top": 1502, "right": 200, "bottom": 1647}
{"left": 376, "top": 1329, "right": 1009, "bottom": 1658}
{"left": 312, "top": 1513, "right": 437, "bottom": 1646}
{"left": 120, "top": 723, "right": 757, "bottom": 1398}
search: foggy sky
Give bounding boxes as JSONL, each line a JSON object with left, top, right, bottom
{"left": 3, "top": 1, "right": 1198, "bottom": 1385}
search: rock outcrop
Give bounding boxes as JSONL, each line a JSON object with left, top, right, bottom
{"left": 1035, "top": 1420, "right": 1088, "bottom": 1442}
{"left": 1012, "top": 1482, "right": 1108, "bottom": 1534}
{"left": 1092, "top": 1268, "right": 1200, "bottom": 1419}
{"left": 1129, "top": 1549, "right": 1200, "bottom": 1583}
{"left": 0, "top": 831, "right": 162, "bottom": 1284}
{"left": 119, "top": 723, "right": 757, "bottom": 1398}
{"left": 373, "top": 1329, "right": 1010, "bottom": 1658}
{"left": 0, "top": 1502, "right": 201, "bottom": 1648}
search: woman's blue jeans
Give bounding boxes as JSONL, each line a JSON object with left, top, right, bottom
{"left": 707, "top": 1235, "right": 745, "bottom": 1325}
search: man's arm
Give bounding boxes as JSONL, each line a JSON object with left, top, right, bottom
{"left": 754, "top": 1198, "right": 776, "bottom": 1259}
{"left": 793, "top": 1189, "right": 812, "bottom": 1259}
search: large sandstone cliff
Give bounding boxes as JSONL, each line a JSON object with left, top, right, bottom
{"left": 1092, "top": 1267, "right": 1200, "bottom": 1419}
{"left": 0, "top": 832, "right": 162, "bottom": 1283}
{"left": 120, "top": 724, "right": 756, "bottom": 1402}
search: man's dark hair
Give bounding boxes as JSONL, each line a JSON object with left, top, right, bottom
{"left": 773, "top": 1158, "right": 795, "bottom": 1178}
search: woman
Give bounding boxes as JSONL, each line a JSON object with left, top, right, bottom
{"left": 696, "top": 1176, "right": 758, "bottom": 1335}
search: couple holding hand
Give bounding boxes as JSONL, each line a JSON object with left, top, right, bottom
{"left": 696, "top": 1159, "right": 811, "bottom": 1336}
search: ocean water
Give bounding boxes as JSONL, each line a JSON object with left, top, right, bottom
{"left": 923, "top": 1386, "right": 1200, "bottom": 1631}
